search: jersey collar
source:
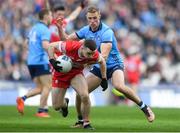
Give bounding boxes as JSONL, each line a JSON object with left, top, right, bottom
{"left": 89, "top": 22, "right": 102, "bottom": 33}
{"left": 39, "top": 21, "right": 48, "bottom": 27}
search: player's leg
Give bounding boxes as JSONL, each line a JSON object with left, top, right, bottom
{"left": 26, "top": 77, "right": 43, "bottom": 98}
{"left": 71, "top": 74, "right": 94, "bottom": 130}
{"left": 16, "top": 76, "right": 43, "bottom": 115}
{"left": 35, "top": 74, "right": 52, "bottom": 117}
{"left": 74, "top": 72, "right": 101, "bottom": 128}
{"left": 111, "top": 69, "right": 155, "bottom": 122}
{"left": 16, "top": 65, "right": 43, "bottom": 115}
{"left": 51, "top": 87, "right": 68, "bottom": 117}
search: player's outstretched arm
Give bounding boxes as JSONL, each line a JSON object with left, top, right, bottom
{"left": 66, "top": 0, "right": 88, "bottom": 22}
{"left": 66, "top": 6, "right": 82, "bottom": 23}
{"left": 56, "top": 17, "right": 78, "bottom": 41}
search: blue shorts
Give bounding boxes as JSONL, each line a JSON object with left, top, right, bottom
{"left": 28, "top": 64, "right": 51, "bottom": 79}
{"left": 90, "top": 65, "right": 124, "bottom": 79}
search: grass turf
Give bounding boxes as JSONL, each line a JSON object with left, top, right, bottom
{"left": 0, "top": 105, "right": 180, "bottom": 132}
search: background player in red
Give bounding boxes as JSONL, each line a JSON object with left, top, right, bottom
{"left": 125, "top": 47, "right": 144, "bottom": 94}
{"left": 49, "top": 1, "right": 88, "bottom": 43}
{"left": 47, "top": 39, "right": 107, "bottom": 130}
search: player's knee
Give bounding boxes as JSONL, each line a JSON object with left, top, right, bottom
{"left": 54, "top": 106, "right": 61, "bottom": 111}
{"left": 114, "top": 84, "right": 126, "bottom": 92}
{"left": 80, "top": 94, "right": 89, "bottom": 103}
{"left": 76, "top": 93, "right": 81, "bottom": 100}
{"left": 52, "top": 100, "right": 63, "bottom": 111}
{"left": 52, "top": 104, "right": 61, "bottom": 111}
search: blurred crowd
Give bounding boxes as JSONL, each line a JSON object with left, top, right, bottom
{"left": 0, "top": 0, "right": 179, "bottom": 85}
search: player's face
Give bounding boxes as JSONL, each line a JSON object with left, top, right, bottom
{"left": 54, "top": 10, "right": 65, "bottom": 19}
{"left": 82, "top": 47, "right": 95, "bottom": 58}
{"left": 86, "top": 11, "right": 101, "bottom": 31}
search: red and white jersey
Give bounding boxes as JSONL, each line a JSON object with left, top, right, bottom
{"left": 58, "top": 40, "right": 99, "bottom": 71}
{"left": 49, "top": 18, "right": 68, "bottom": 42}
{"left": 49, "top": 18, "right": 69, "bottom": 57}
{"left": 125, "top": 55, "right": 142, "bottom": 84}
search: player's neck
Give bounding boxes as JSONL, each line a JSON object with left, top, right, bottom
{"left": 91, "top": 26, "right": 98, "bottom": 31}
{"left": 39, "top": 20, "right": 48, "bottom": 26}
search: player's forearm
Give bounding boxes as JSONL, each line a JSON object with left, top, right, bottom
{"left": 67, "top": 6, "right": 82, "bottom": 22}
{"left": 58, "top": 27, "right": 68, "bottom": 41}
{"left": 101, "top": 43, "right": 112, "bottom": 61}
{"left": 47, "top": 45, "right": 55, "bottom": 59}
{"left": 100, "top": 58, "right": 107, "bottom": 79}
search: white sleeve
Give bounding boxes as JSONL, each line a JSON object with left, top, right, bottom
{"left": 58, "top": 41, "right": 66, "bottom": 53}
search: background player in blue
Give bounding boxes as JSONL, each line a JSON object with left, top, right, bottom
{"left": 16, "top": 9, "right": 52, "bottom": 118}
{"left": 56, "top": 5, "right": 155, "bottom": 127}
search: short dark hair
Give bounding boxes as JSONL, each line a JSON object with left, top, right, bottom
{"left": 84, "top": 40, "right": 97, "bottom": 51}
{"left": 38, "top": 9, "right": 50, "bottom": 20}
{"left": 53, "top": 4, "right": 65, "bottom": 12}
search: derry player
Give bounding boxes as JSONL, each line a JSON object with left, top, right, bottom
{"left": 48, "top": 39, "right": 107, "bottom": 130}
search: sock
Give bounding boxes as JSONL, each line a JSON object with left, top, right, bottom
{"left": 21, "top": 96, "right": 27, "bottom": 101}
{"left": 78, "top": 115, "right": 83, "bottom": 122}
{"left": 138, "top": 101, "right": 146, "bottom": 109}
{"left": 38, "top": 108, "right": 47, "bottom": 113}
{"left": 44, "top": 106, "right": 48, "bottom": 113}
{"left": 44, "top": 108, "right": 48, "bottom": 113}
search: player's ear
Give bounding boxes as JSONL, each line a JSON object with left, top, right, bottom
{"left": 98, "top": 15, "right": 101, "bottom": 19}
{"left": 98, "top": 11, "right": 101, "bottom": 19}
{"left": 86, "top": 14, "right": 88, "bottom": 20}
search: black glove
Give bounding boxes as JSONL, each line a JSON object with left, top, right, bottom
{"left": 80, "top": 0, "right": 88, "bottom": 9}
{"left": 49, "top": 59, "right": 62, "bottom": 72}
{"left": 100, "top": 78, "right": 108, "bottom": 91}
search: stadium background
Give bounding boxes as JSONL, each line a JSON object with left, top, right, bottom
{"left": 0, "top": 0, "right": 180, "bottom": 132}
{"left": 0, "top": 0, "right": 179, "bottom": 107}
{"left": 0, "top": 0, "right": 180, "bottom": 107}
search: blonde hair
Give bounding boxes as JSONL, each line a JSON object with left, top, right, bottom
{"left": 86, "top": 6, "right": 100, "bottom": 14}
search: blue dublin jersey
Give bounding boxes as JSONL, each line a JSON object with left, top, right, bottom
{"left": 27, "top": 22, "right": 50, "bottom": 65}
{"left": 76, "top": 22, "right": 124, "bottom": 68}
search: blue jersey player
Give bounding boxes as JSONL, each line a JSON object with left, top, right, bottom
{"left": 56, "top": 6, "right": 155, "bottom": 128}
{"left": 16, "top": 9, "right": 52, "bottom": 118}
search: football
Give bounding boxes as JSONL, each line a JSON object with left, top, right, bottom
{"left": 56, "top": 55, "right": 72, "bottom": 73}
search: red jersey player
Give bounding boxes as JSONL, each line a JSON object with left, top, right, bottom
{"left": 125, "top": 47, "right": 143, "bottom": 93}
{"left": 49, "top": 1, "right": 88, "bottom": 43}
{"left": 48, "top": 39, "right": 107, "bottom": 130}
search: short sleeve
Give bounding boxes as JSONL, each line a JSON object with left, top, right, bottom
{"left": 92, "top": 50, "right": 99, "bottom": 62}
{"left": 58, "top": 41, "right": 67, "bottom": 53}
{"left": 61, "top": 41, "right": 79, "bottom": 54}
{"left": 76, "top": 26, "right": 89, "bottom": 39}
{"left": 101, "top": 29, "right": 113, "bottom": 43}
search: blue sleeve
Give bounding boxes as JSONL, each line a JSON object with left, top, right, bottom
{"left": 101, "top": 29, "right": 113, "bottom": 43}
{"left": 41, "top": 27, "right": 50, "bottom": 41}
{"left": 76, "top": 26, "right": 88, "bottom": 39}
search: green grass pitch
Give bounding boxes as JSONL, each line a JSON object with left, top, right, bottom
{"left": 0, "top": 105, "right": 180, "bottom": 132}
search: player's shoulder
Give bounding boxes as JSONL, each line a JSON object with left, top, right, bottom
{"left": 35, "top": 22, "right": 49, "bottom": 31}
{"left": 66, "top": 40, "right": 81, "bottom": 50}
{"left": 80, "top": 25, "right": 90, "bottom": 31}
{"left": 101, "top": 23, "right": 113, "bottom": 33}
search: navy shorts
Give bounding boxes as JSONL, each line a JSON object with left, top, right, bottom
{"left": 28, "top": 64, "right": 51, "bottom": 79}
{"left": 90, "top": 65, "right": 124, "bottom": 79}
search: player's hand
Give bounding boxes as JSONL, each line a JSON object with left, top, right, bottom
{"left": 55, "top": 17, "right": 64, "bottom": 28}
{"left": 100, "top": 78, "right": 108, "bottom": 91}
{"left": 80, "top": 0, "right": 88, "bottom": 9}
{"left": 49, "top": 59, "right": 62, "bottom": 72}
